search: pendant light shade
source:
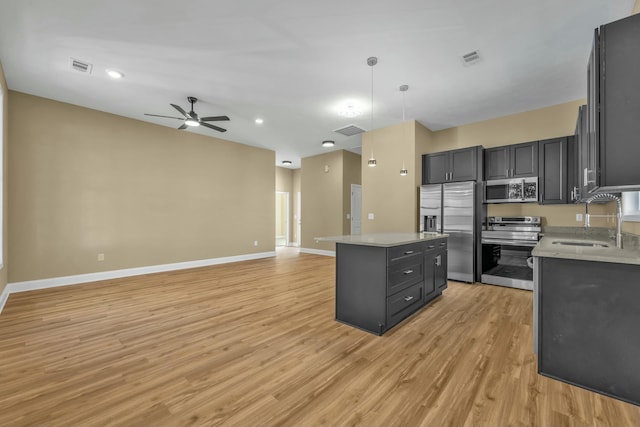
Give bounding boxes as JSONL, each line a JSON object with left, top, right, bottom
{"left": 367, "top": 56, "right": 378, "bottom": 167}
{"left": 399, "top": 84, "right": 409, "bottom": 176}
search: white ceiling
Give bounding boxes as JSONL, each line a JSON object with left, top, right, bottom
{"left": 0, "top": 0, "right": 634, "bottom": 168}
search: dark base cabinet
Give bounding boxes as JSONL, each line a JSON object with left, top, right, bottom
{"left": 335, "top": 238, "right": 447, "bottom": 335}
{"left": 538, "top": 257, "right": 640, "bottom": 406}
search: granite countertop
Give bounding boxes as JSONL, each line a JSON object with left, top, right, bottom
{"left": 315, "top": 232, "right": 448, "bottom": 247}
{"left": 533, "top": 232, "right": 640, "bottom": 265}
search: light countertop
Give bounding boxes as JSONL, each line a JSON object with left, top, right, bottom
{"left": 315, "top": 232, "right": 448, "bottom": 247}
{"left": 532, "top": 233, "right": 640, "bottom": 265}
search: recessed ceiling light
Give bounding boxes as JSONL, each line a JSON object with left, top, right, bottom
{"left": 282, "top": 160, "right": 292, "bottom": 165}
{"left": 106, "top": 69, "right": 124, "bottom": 79}
{"left": 338, "top": 103, "right": 361, "bottom": 118}
{"left": 255, "top": 118, "right": 264, "bottom": 124}
{"left": 322, "top": 140, "right": 335, "bottom": 148}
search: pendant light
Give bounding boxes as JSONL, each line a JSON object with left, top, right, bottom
{"left": 399, "top": 84, "right": 409, "bottom": 176}
{"left": 367, "top": 56, "right": 378, "bottom": 167}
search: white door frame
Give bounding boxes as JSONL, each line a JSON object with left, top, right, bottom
{"left": 296, "top": 191, "right": 301, "bottom": 246}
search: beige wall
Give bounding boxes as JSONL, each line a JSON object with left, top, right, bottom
{"left": 275, "top": 166, "right": 294, "bottom": 244}
{"left": 0, "top": 63, "right": 8, "bottom": 294}
{"left": 362, "top": 120, "right": 425, "bottom": 233}
{"left": 301, "top": 150, "right": 344, "bottom": 251}
{"left": 635, "top": 0, "right": 640, "bottom": 14}
{"left": 9, "top": 91, "right": 275, "bottom": 282}
{"left": 341, "top": 151, "right": 362, "bottom": 234}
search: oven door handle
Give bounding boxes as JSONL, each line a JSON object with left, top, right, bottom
{"left": 481, "top": 238, "right": 538, "bottom": 247}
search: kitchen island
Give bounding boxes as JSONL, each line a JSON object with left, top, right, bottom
{"left": 316, "top": 233, "right": 448, "bottom": 335}
{"left": 532, "top": 232, "right": 640, "bottom": 406}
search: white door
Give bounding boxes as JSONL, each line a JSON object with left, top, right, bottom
{"left": 275, "top": 192, "right": 289, "bottom": 247}
{"left": 351, "top": 184, "right": 362, "bottom": 235}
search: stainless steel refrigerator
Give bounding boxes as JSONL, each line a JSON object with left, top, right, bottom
{"left": 419, "top": 181, "right": 480, "bottom": 283}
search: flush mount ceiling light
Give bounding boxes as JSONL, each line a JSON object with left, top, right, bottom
{"left": 322, "top": 140, "right": 335, "bottom": 148}
{"left": 338, "top": 103, "right": 361, "bottom": 118}
{"left": 282, "top": 160, "right": 292, "bottom": 166}
{"left": 255, "top": 118, "right": 264, "bottom": 124}
{"left": 184, "top": 118, "right": 200, "bottom": 127}
{"left": 106, "top": 69, "right": 124, "bottom": 79}
{"left": 367, "top": 56, "right": 378, "bottom": 167}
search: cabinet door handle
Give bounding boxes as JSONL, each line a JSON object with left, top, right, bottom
{"left": 506, "top": 169, "right": 510, "bottom": 177}
{"left": 403, "top": 269, "right": 414, "bottom": 275}
{"left": 404, "top": 296, "right": 414, "bottom": 302}
{"left": 404, "top": 250, "right": 414, "bottom": 255}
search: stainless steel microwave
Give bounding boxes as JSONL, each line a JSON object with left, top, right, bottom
{"left": 484, "top": 177, "right": 538, "bottom": 203}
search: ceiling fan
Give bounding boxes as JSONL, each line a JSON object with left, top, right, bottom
{"left": 145, "top": 96, "right": 230, "bottom": 132}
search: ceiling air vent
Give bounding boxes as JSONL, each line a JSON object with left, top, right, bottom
{"left": 334, "top": 124, "right": 366, "bottom": 137}
{"left": 461, "top": 50, "right": 481, "bottom": 66}
{"left": 70, "top": 58, "right": 93, "bottom": 74}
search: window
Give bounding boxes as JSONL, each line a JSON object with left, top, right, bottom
{"left": 622, "top": 192, "right": 640, "bottom": 222}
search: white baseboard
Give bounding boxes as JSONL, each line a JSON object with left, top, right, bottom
{"left": 0, "top": 251, "right": 276, "bottom": 315}
{"left": 0, "top": 287, "right": 9, "bottom": 315}
{"left": 300, "top": 248, "right": 336, "bottom": 257}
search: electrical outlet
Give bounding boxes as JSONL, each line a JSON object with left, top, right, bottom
{"left": 576, "top": 213, "right": 583, "bottom": 222}
{"left": 254, "top": 240, "right": 258, "bottom": 246}
{"left": 97, "top": 253, "right": 105, "bottom": 261}
{"left": 368, "top": 213, "right": 374, "bottom": 220}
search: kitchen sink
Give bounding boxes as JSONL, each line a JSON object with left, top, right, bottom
{"left": 552, "top": 240, "right": 609, "bottom": 248}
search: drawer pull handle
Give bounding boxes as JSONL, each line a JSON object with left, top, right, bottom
{"left": 428, "top": 245, "right": 435, "bottom": 249}
{"left": 404, "top": 250, "right": 414, "bottom": 255}
{"left": 440, "top": 242, "right": 446, "bottom": 246}
{"left": 404, "top": 296, "right": 414, "bottom": 302}
{"left": 403, "top": 269, "right": 414, "bottom": 275}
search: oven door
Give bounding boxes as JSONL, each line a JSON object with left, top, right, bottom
{"left": 481, "top": 239, "right": 536, "bottom": 290}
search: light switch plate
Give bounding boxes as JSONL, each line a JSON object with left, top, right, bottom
{"left": 576, "top": 213, "right": 583, "bottom": 222}
{"left": 368, "top": 213, "right": 374, "bottom": 220}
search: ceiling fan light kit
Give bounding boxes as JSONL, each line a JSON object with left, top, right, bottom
{"left": 145, "top": 96, "right": 230, "bottom": 132}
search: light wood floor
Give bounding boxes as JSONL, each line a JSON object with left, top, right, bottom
{"left": 1, "top": 249, "right": 639, "bottom": 426}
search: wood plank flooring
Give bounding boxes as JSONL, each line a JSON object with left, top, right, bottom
{"left": 1, "top": 249, "right": 639, "bottom": 426}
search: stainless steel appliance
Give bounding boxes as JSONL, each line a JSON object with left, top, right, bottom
{"left": 420, "top": 181, "right": 481, "bottom": 283}
{"left": 484, "top": 177, "right": 538, "bottom": 203}
{"left": 481, "top": 216, "right": 541, "bottom": 291}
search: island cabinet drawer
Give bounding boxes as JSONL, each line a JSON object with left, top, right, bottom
{"left": 386, "top": 282, "right": 424, "bottom": 329}
{"left": 388, "top": 243, "right": 423, "bottom": 264}
{"left": 387, "top": 259, "right": 424, "bottom": 295}
{"left": 423, "top": 239, "right": 447, "bottom": 251}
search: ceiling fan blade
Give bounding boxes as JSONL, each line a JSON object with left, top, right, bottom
{"left": 170, "top": 104, "right": 189, "bottom": 118}
{"left": 178, "top": 123, "right": 188, "bottom": 130}
{"left": 200, "top": 115, "right": 230, "bottom": 122}
{"left": 200, "top": 122, "right": 227, "bottom": 132}
{"left": 144, "top": 113, "right": 185, "bottom": 120}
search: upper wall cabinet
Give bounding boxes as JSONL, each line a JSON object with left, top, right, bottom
{"left": 539, "top": 136, "right": 574, "bottom": 205}
{"left": 422, "top": 146, "right": 483, "bottom": 184}
{"left": 484, "top": 141, "right": 538, "bottom": 180}
{"left": 586, "top": 13, "right": 640, "bottom": 192}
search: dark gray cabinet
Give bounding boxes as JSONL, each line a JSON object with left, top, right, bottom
{"left": 538, "top": 257, "right": 640, "bottom": 406}
{"left": 573, "top": 105, "right": 588, "bottom": 202}
{"left": 422, "top": 146, "right": 483, "bottom": 184}
{"left": 539, "top": 136, "right": 569, "bottom": 205}
{"left": 484, "top": 141, "right": 538, "bottom": 180}
{"left": 423, "top": 240, "right": 448, "bottom": 301}
{"left": 585, "top": 13, "right": 640, "bottom": 192}
{"left": 335, "top": 238, "right": 447, "bottom": 335}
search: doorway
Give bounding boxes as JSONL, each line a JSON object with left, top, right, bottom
{"left": 275, "top": 192, "right": 290, "bottom": 247}
{"left": 351, "top": 184, "right": 362, "bottom": 235}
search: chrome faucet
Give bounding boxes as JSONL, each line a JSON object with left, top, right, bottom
{"left": 585, "top": 193, "right": 623, "bottom": 249}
